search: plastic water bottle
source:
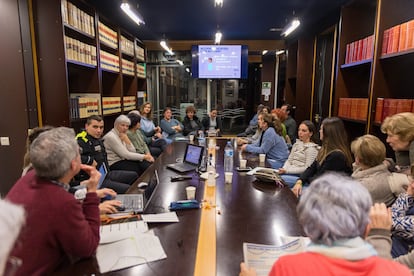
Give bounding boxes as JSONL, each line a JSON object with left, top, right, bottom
{"left": 224, "top": 141, "right": 234, "bottom": 173}
{"left": 198, "top": 131, "right": 205, "bottom": 147}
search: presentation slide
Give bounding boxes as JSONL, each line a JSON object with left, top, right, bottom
{"left": 198, "top": 45, "right": 241, "bottom": 78}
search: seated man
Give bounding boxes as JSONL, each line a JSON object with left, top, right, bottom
{"left": 237, "top": 104, "right": 264, "bottom": 137}
{"left": 240, "top": 173, "right": 411, "bottom": 276}
{"left": 6, "top": 127, "right": 100, "bottom": 275}
{"left": 76, "top": 115, "right": 138, "bottom": 194}
{"left": 202, "top": 108, "right": 222, "bottom": 136}
{"left": 104, "top": 115, "right": 154, "bottom": 175}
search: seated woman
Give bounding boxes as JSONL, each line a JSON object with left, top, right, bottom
{"left": 391, "top": 165, "right": 414, "bottom": 258}
{"left": 139, "top": 102, "right": 168, "bottom": 151}
{"left": 278, "top": 120, "right": 319, "bottom": 188}
{"left": 160, "top": 107, "right": 184, "bottom": 142}
{"left": 241, "top": 112, "right": 289, "bottom": 169}
{"left": 381, "top": 112, "right": 414, "bottom": 175}
{"left": 127, "top": 113, "right": 156, "bottom": 160}
{"left": 237, "top": 106, "right": 270, "bottom": 146}
{"left": 103, "top": 115, "right": 154, "bottom": 175}
{"left": 291, "top": 117, "right": 353, "bottom": 197}
{"left": 351, "top": 134, "right": 409, "bottom": 207}
{"left": 239, "top": 173, "right": 411, "bottom": 276}
{"left": 183, "top": 105, "right": 203, "bottom": 136}
{"left": 237, "top": 104, "right": 264, "bottom": 137}
{"left": 201, "top": 108, "right": 222, "bottom": 136}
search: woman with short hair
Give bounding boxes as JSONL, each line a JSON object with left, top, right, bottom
{"left": 182, "top": 105, "right": 203, "bottom": 136}
{"left": 160, "top": 107, "right": 184, "bottom": 142}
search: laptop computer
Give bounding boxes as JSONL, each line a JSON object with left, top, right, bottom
{"left": 97, "top": 163, "right": 108, "bottom": 189}
{"left": 166, "top": 143, "right": 204, "bottom": 173}
{"left": 115, "top": 170, "right": 160, "bottom": 213}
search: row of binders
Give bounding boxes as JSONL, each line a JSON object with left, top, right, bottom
{"left": 70, "top": 95, "right": 137, "bottom": 119}
{"left": 61, "top": 0, "right": 95, "bottom": 37}
{"left": 374, "top": 98, "right": 414, "bottom": 124}
{"left": 382, "top": 19, "right": 414, "bottom": 55}
{"left": 64, "top": 36, "right": 97, "bottom": 66}
{"left": 344, "top": 35, "right": 374, "bottom": 64}
{"left": 338, "top": 97, "right": 414, "bottom": 123}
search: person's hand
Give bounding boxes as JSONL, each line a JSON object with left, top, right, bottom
{"left": 278, "top": 168, "right": 286, "bottom": 174}
{"left": 144, "top": 153, "right": 155, "bottom": 163}
{"left": 241, "top": 144, "right": 247, "bottom": 152}
{"left": 407, "top": 179, "right": 414, "bottom": 196}
{"left": 91, "top": 160, "right": 98, "bottom": 168}
{"left": 154, "top": 126, "right": 161, "bottom": 133}
{"left": 99, "top": 200, "right": 122, "bottom": 214}
{"left": 291, "top": 182, "right": 303, "bottom": 197}
{"left": 119, "top": 133, "right": 131, "bottom": 144}
{"left": 239, "top": 262, "right": 257, "bottom": 276}
{"left": 154, "top": 132, "right": 162, "bottom": 139}
{"left": 369, "top": 203, "right": 392, "bottom": 230}
{"left": 80, "top": 164, "right": 100, "bottom": 193}
{"left": 96, "top": 188, "right": 117, "bottom": 199}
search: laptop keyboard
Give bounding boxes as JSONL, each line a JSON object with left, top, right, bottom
{"left": 118, "top": 195, "right": 144, "bottom": 212}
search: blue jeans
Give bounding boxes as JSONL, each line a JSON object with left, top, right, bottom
{"left": 280, "top": 174, "right": 300, "bottom": 188}
{"left": 267, "top": 159, "right": 285, "bottom": 170}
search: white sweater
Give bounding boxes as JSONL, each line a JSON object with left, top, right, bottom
{"left": 282, "top": 140, "right": 319, "bottom": 174}
{"left": 103, "top": 128, "right": 144, "bottom": 166}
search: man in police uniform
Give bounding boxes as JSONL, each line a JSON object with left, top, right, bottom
{"left": 75, "top": 115, "right": 138, "bottom": 194}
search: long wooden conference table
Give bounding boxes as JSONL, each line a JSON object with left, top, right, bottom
{"left": 57, "top": 138, "right": 303, "bottom": 275}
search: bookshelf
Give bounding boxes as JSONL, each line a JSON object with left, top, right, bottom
{"left": 334, "top": 0, "right": 414, "bottom": 153}
{"left": 33, "top": 0, "right": 146, "bottom": 131}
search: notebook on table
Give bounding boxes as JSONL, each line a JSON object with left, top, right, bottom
{"left": 166, "top": 143, "right": 204, "bottom": 173}
{"left": 115, "top": 170, "right": 160, "bottom": 213}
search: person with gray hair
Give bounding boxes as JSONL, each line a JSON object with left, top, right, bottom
{"left": 240, "top": 173, "right": 411, "bottom": 276}
{"left": 104, "top": 114, "right": 153, "bottom": 175}
{"left": 6, "top": 127, "right": 101, "bottom": 275}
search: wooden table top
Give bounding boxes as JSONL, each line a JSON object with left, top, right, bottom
{"left": 56, "top": 139, "right": 303, "bottom": 275}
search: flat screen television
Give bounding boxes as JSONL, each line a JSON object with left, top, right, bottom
{"left": 191, "top": 45, "right": 248, "bottom": 79}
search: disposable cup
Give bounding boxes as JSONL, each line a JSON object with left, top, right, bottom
{"left": 225, "top": 172, "right": 233, "bottom": 184}
{"left": 189, "top": 135, "right": 195, "bottom": 143}
{"left": 240, "top": 159, "right": 247, "bottom": 169}
{"left": 259, "top": 154, "right": 266, "bottom": 163}
{"left": 186, "top": 186, "right": 196, "bottom": 200}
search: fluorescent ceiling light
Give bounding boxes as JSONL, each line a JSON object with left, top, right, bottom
{"left": 160, "top": 40, "right": 174, "bottom": 55}
{"left": 282, "top": 19, "right": 300, "bottom": 37}
{"left": 276, "top": 50, "right": 285, "bottom": 55}
{"left": 262, "top": 50, "right": 268, "bottom": 55}
{"left": 176, "top": 59, "right": 184, "bottom": 66}
{"left": 214, "top": 0, "right": 223, "bottom": 7}
{"left": 215, "top": 31, "right": 222, "bottom": 44}
{"left": 120, "top": 2, "right": 145, "bottom": 25}
{"left": 185, "top": 67, "right": 190, "bottom": 73}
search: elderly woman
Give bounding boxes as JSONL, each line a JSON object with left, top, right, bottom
{"left": 240, "top": 173, "right": 411, "bottom": 276}
{"left": 182, "top": 105, "right": 203, "bottom": 136}
{"left": 241, "top": 112, "right": 289, "bottom": 169}
{"left": 351, "top": 134, "right": 409, "bottom": 207}
{"left": 160, "top": 107, "right": 184, "bottom": 142}
{"left": 103, "top": 115, "right": 154, "bottom": 175}
{"left": 381, "top": 112, "right": 414, "bottom": 175}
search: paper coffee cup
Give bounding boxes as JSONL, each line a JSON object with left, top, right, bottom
{"left": 240, "top": 159, "right": 247, "bottom": 169}
{"left": 225, "top": 172, "right": 233, "bottom": 184}
{"left": 189, "top": 134, "right": 195, "bottom": 143}
{"left": 259, "top": 154, "right": 266, "bottom": 163}
{"left": 186, "top": 186, "right": 196, "bottom": 200}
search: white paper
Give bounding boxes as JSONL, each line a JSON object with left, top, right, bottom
{"left": 199, "top": 172, "right": 219, "bottom": 180}
{"left": 141, "top": 212, "right": 179, "bottom": 223}
{"left": 96, "top": 231, "right": 167, "bottom": 273}
{"left": 243, "top": 237, "right": 310, "bottom": 276}
{"left": 100, "top": 221, "right": 148, "bottom": 244}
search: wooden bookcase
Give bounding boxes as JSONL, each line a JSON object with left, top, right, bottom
{"left": 334, "top": 0, "right": 414, "bottom": 143}
{"left": 33, "top": 0, "right": 146, "bottom": 131}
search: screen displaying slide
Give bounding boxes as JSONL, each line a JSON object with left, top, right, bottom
{"left": 198, "top": 45, "right": 241, "bottom": 78}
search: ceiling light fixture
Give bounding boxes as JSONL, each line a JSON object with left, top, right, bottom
{"left": 120, "top": 2, "right": 145, "bottom": 26}
{"left": 276, "top": 50, "right": 285, "bottom": 55}
{"left": 262, "top": 50, "right": 268, "bottom": 55}
{"left": 214, "top": 0, "right": 223, "bottom": 7}
{"left": 160, "top": 40, "right": 174, "bottom": 55}
{"left": 282, "top": 19, "right": 300, "bottom": 37}
{"left": 215, "top": 31, "right": 222, "bottom": 44}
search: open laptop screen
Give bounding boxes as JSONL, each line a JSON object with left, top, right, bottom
{"left": 97, "top": 163, "right": 108, "bottom": 189}
{"left": 184, "top": 144, "right": 203, "bottom": 166}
